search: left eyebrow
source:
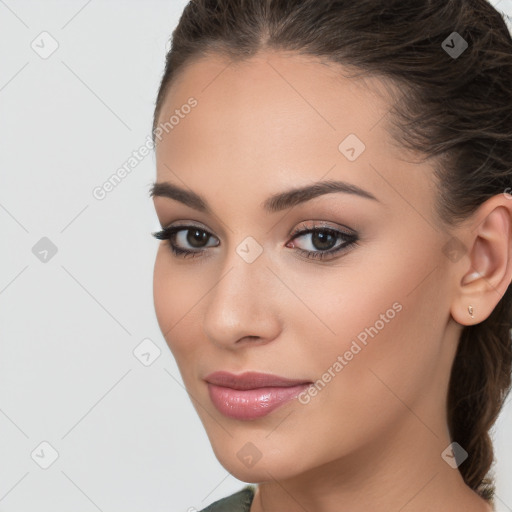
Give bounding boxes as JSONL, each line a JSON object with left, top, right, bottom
{"left": 149, "top": 179, "right": 379, "bottom": 214}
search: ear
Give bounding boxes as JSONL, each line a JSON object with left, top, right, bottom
{"left": 450, "top": 193, "right": 512, "bottom": 326}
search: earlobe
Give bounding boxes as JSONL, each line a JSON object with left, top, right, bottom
{"left": 450, "top": 198, "right": 512, "bottom": 327}
{"left": 451, "top": 300, "right": 479, "bottom": 327}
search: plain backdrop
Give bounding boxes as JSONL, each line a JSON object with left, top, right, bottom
{"left": 0, "top": 1, "right": 511, "bottom": 511}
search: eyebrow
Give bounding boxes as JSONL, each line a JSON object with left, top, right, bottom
{"left": 149, "top": 179, "right": 379, "bottom": 214}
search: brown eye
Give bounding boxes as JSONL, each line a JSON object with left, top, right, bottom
{"left": 185, "top": 228, "right": 212, "bottom": 248}
{"left": 310, "top": 229, "right": 338, "bottom": 251}
{"left": 151, "top": 225, "right": 219, "bottom": 258}
{"left": 288, "top": 224, "right": 359, "bottom": 261}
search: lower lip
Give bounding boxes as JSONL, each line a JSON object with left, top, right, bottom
{"left": 207, "top": 383, "right": 310, "bottom": 420}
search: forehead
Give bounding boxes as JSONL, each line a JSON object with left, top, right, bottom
{"left": 155, "top": 51, "right": 435, "bottom": 213}
{"left": 158, "top": 50, "right": 397, "bottom": 141}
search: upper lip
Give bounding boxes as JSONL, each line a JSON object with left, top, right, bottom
{"left": 204, "top": 371, "right": 312, "bottom": 390}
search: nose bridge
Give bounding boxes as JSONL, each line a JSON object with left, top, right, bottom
{"left": 201, "top": 237, "right": 281, "bottom": 346}
{"left": 216, "top": 230, "right": 273, "bottom": 299}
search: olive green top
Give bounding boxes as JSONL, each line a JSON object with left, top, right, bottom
{"left": 198, "top": 485, "right": 256, "bottom": 512}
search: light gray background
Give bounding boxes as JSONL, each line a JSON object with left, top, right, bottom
{"left": 0, "top": 1, "right": 511, "bottom": 511}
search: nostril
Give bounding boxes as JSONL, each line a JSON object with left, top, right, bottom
{"left": 238, "top": 336, "right": 260, "bottom": 343}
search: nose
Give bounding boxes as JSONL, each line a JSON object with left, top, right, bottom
{"left": 201, "top": 247, "right": 282, "bottom": 350}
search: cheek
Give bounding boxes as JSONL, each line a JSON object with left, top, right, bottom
{"left": 301, "top": 243, "right": 447, "bottom": 429}
{"left": 152, "top": 248, "right": 199, "bottom": 358}
{"left": 153, "top": 247, "right": 173, "bottom": 334}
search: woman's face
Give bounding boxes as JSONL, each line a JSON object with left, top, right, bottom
{"left": 152, "top": 51, "right": 462, "bottom": 482}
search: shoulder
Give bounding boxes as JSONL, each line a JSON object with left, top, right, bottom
{"left": 197, "top": 485, "right": 256, "bottom": 512}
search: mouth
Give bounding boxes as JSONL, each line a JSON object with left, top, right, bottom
{"left": 204, "top": 371, "right": 313, "bottom": 420}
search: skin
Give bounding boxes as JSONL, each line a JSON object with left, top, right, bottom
{"left": 151, "top": 51, "right": 512, "bottom": 512}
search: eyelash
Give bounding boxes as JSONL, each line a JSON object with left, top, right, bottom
{"left": 151, "top": 222, "right": 359, "bottom": 261}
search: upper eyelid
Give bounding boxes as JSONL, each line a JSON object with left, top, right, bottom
{"left": 165, "top": 219, "right": 354, "bottom": 232}
{"left": 291, "top": 221, "right": 355, "bottom": 236}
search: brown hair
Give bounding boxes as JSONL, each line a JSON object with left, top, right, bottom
{"left": 152, "top": 0, "right": 512, "bottom": 502}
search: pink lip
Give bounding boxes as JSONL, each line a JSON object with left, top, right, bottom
{"left": 204, "top": 371, "right": 312, "bottom": 420}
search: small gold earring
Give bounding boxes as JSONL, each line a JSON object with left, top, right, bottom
{"left": 468, "top": 305, "right": 474, "bottom": 318}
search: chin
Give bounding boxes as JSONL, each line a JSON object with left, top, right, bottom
{"left": 208, "top": 436, "right": 312, "bottom": 483}
{"left": 217, "top": 454, "right": 296, "bottom": 483}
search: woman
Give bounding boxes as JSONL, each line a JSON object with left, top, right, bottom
{"left": 149, "top": 1, "right": 512, "bottom": 510}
